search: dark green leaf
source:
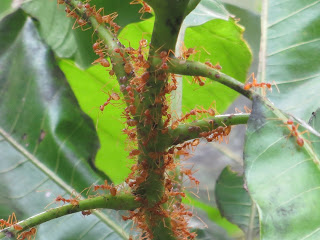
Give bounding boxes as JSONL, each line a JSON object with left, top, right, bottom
{"left": 0, "top": 10, "right": 131, "bottom": 239}
{"left": 215, "top": 166, "right": 259, "bottom": 239}
{"left": 21, "top": 0, "right": 145, "bottom": 68}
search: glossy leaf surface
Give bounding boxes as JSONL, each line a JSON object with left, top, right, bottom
{"left": 0, "top": 10, "right": 131, "bottom": 239}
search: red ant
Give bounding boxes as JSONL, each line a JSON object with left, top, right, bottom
{"left": 130, "top": 0, "right": 153, "bottom": 19}
{"left": 244, "top": 73, "right": 272, "bottom": 91}
{"left": 81, "top": 210, "right": 92, "bottom": 216}
{"left": 99, "top": 92, "right": 120, "bottom": 112}
{"left": 17, "top": 227, "right": 36, "bottom": 240}
{"left": 286, "top": 119, "right": 308, "bottom": 147}
{"left": 129, "top": 149, "right": 140, "bottom": 158}
{"left": 93, "top": 180, "right": 117, "bottom": 196}
{"left": 205, "top": 61, "right": 222, "bottom": 70}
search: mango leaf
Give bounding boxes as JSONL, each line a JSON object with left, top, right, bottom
{"left": 260, "top": 0, "right": 320, "bottom": 121}
{"left": 0, "top": 10, "right": 132, "bottom": 239}
{"left": 22, "top": 0, "right": 144, "bottom": 68}
{"left": 0, "top": 0, "right": 12, "bottom": 18}
{"left": 215, "top": 166, "right": 259, "bottom": 239}
{"left": 183, "top": 18, "right": 252, "bottom": 113}
{"left": 244, "top": 96, "right": 320, "bottom": 240}
{"left": 58, "top": 59, "right": 133, "bottom": 184}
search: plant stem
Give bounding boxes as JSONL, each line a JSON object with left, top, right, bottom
{"left": 169, "top": 58, "right": 254, "bottom": 99}
{"left": 167, "top": 113, "right": 250, "bottom": 146}
{"left": 0, "top": 194, "right": 139, "bottom": 239}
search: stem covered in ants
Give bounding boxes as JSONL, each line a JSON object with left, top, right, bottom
{"left": 167, "top": 113, "right": 250, "bottom": 147}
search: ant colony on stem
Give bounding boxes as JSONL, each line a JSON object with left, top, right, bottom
{"left": 52, "top": 0, "right": 231, "bottom": 239}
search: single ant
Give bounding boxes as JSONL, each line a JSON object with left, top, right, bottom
{"left": 243, "top": 73, "right": 272, "bottom": 91}
{"left": 286, "top": 119, "right": 308, "bottom": 147}
{"left": 17, "top": 227, "right": 37, "bottom": 240}
{"left": 99, "top": 92, "right": 120, "bottom": 112}
{"left": 81, "top": 210, "right": 92, "bottom": 216}
{"left": 130, "top": 0, "right": 153, "bottom": 20}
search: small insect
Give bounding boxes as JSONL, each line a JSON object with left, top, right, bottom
{"left": 243, "top": 73, "right": 272, "bottom": 91}
{"left": 99, "top": 92, "right": 120, "bottom": 112}
{"left": 81, "top": 210, "right": 92, "bottom": 216}
{"left": 286, "top": 119, "right": 308, "bottom": 147}
{"left": 17, "top": 227, "right": 37, "bottom": 240}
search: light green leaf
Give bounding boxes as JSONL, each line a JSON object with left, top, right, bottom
{"left": 0, "top": 10, "right": 131, "bottom": 239}
{"left": 183, "top": 18, "right": 252, "bottom": 113}
{"left": 58, "top": 59, "right": 133, "bottom": 184}
{"left": 244, "top": 96, "right": 320, "bottom": 240}
{"left": 215, "top": 166, "right": 259, "bottom": 239}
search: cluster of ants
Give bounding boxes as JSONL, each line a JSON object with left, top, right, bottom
{"left": 59, "top": 0, "right": 121, "bottom": 33}
{"left": 55, "top": 0, "right": 229, "bottom": 239}
{"left": 1, "top": 213, "right": 36, "bottom": 240}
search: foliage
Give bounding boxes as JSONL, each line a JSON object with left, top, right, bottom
{"left": 0, "top": 0, "right": 319, "bottom": 239}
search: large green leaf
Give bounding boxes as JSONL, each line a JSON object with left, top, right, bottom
{"left": 215, "top": 166, "right": 259, "bottom": 239}
{"left": 0, "top": 10, "right": 131, "bottom": 239}
{"left": 243, "top": 1, "right": 320, "bottom": 238}
{"left": 58, "top": 59, "right": 133, "bottom": 184}
{"left": 260, "top": 0, "right": 320, "bottom": 120}
{"left": 183, "top": 18, "right": 252, "bottom": 113}
{"left": 245, "top": 97, "right": 320, "bottom": 239}
{"left": 22, "top": 0, "right": 144, "bottom": 68}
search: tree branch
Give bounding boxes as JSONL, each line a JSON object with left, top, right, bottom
{"left": 0, "top": 193, "right": 139, "bottom": 239}
{"left": 167, "top": 113, "right": 250, "bottom": 146}
{"left": 169, "top": 58, "right": 255, "bottom": 99}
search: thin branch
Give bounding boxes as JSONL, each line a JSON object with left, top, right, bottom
{"left": 0, "top": 193, "right": 139, "bottom": 239}
{"left": 168, "top": 58, "right": 255, "bottom": 99}
{"left": 167, "top": 113, "right": 250, "bottom": 146}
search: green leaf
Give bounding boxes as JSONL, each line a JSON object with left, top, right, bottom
{"left": 190, "top": 209, "right": 233, "bottom": 240}
{"left": 0, "top": 10, "right": 131, "bottom": 239}
{"left": 259, "top": 0, "right": 320, "bottom": 121}
{"left": 183, "top": 18, "right": 252, "bottom": 113}
{"left": 185, "top": 196, "right": 242, "bottom": 237}
{"left": 21, "top": 0, "right": 144, "bottom": 68}
{"left": 215, "top": 166, "right": 259, "bottom": 239}
{"left": 244, "top": 96, "right": 320, "bottom": 239}
{"left": 0, "top": 0, "right": 12, "bottom": 18}
{"left": 183, "top": 0, "right": 229, "bottom": 28}
{"left": 58, "top": 59, "right": 133, "bottom": 184}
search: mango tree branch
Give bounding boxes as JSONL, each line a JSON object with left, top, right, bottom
{"left": 0, "top": 194, "right": 139, "bottom": 239}
{"left": 168, "top": 58, "right": 255, "bottom": 99}
{"left": 165, "top": 113, "right": 250, "bottom": 147}
{"left": 63, "top": 0, "right": 133, "bottom": 86}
